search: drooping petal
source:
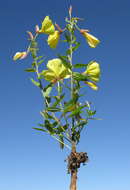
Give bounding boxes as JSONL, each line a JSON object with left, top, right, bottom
{"left": 41, "top": 70, "right": 56, "bottom": 82}
{"left": 39, "top": 16, "right": 55, "bottom": 34}
{"left": 85, "top": 81, "right": 98, "bottom": 90}
{"left": 13, "top": 52, "right": 27, "bottom": 61}
{"left": 84, "top": 61, "right": 100, "bottom": 82}
{"left": 47, "top": 31, "right": 60, "bottom": 48}
{"left": 81, "top": 31, "right": 100, "bottom": 48}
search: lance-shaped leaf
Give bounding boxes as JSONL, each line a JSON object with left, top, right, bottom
{"left": 40, "top": 111, "right": 55, "bottom": 120}
{"left": 52, "top": 94, "right": 65, "bottom": 107}
{"left": 25, "top": 68, "right": 36, "bottom": 72}
{"left": 43, "top": 86, "right": 52, "bottom": 97}
{"left": 87, "top": 110, "right": 96, "bottom": 117}
{"left": 68, "top": 105, "right": 86, "bottom": 118}
{"left": 58, "top": 55, "right": 72, "bottom": 69}
{"left": 56, "top": 124, "right": 68, "bottom": 134}
{"left": 73, "top": 72, "right": 88, "bottom": 81}
{"left": 42, "top": 120, "right": 55, "bottom": 134}
{"left": 72, "top": 120, "right": 88, "bottom": 131}
{"left": 74, "top": 63, "right": 88, "bottom": 69}
{"left": 30, "top": 78, "right": 40, "bottom": 87}
{"left": 59, "top": 135, "right": 64, "bottom": 149}
{"left": 46, "top": 107, "right": 61, "bottom": 112}
{"left": 33, "top": 127, "right": 47, "bottom": 132}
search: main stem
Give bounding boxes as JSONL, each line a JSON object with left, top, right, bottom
{"left": 69, "top": 11, "right": 77, "bottom": 190}
{"left": 70, "top": 142, "right": 77, "bottom": 190}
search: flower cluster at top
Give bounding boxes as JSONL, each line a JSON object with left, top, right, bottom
{"left": 13, "top": 12, "right": 101, "bottom": 90}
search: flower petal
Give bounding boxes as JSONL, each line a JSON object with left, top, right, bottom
{"left": 39, "top": 16, "right": 55, "bottom": 34}
{"left": 47, "top": 31, "right": 60, "bottom": 48}
{"left": 82, "top": 32, "right": 100, "bottom": 48}
{"left": 84, "top": 61, "right": 100, "bottom": 82}
{"left": 85, "top": 81, "right": 98, "bottom": 90}
{"left": 42, "top": 58, "right": 71, "bottom": 82}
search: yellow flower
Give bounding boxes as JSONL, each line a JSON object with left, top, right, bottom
{"left": 83, "top": 61, "right": 100, "bottom": 82}
{"left": 13, "top": 52, "right": 27, "bottom": 61}
{"left": 81, "top": 30, "right": 100, "bottom": 48}
{"left": 41, "top": 58, "right": 70, "bottom": 83}
{"left": 84, "top": 81, "right": 98, "bottom": 90}
{"left": 47, "top": 31, "right": 60, "bottom": 48}
{"left": 39, "top": 16, "right": 55, "bottom": 34}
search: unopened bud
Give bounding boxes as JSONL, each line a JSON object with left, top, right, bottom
{"left": 55, "top": 23, "right": 63, "bottom": 33}
{"left": 69, "top": 5, "right": 72, "bottom": 16}
{"left": 27, "top": 31, "right": 34, "bottom": 40}
{"left": 35, "top": 25, "right": 40, "bottom": 33}
{"left": 80, "top": 29, "right": 90, "bottom": 34}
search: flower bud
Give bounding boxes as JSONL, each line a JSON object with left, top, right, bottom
{"left": 69, "top": 5, "right": 72, "bottom": 16}
{"left": 35, "top": 25, "right": 40, "bottom": 33}
{"left": 27, "top": 31, "right": 34, "bottom": 40}
{"left": 55, "top": 23, "right": 63, "bottom": 33}
{"left": 13, "top": 52, "right": 27, "bottom": 61}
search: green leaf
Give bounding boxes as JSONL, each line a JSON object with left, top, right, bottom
{"left": 64, "top": 32, "right": 71, "bottom": 43}
{"left": 35, "top": 56, "right": 43, "bottom": 60}
{"left": 52, "top": 94, "right": 65, "bottom": 107}
{"left": 59, "top": 135, "right": 64, "bottom": 149}
{"left": 74, "top": 64, "right": 87, "bottom": 68}
{"left": 68, "top": 106, "right": 86, "bottom": 118}
{"left": 25, "top": 68, "right": 36, "bottom": 72}
{"left": 30, "top": 78, "right": 40, "bottom": 87}
{"left": 40, "top": 111, "right": 54, "bottom": 120}
{"left": 33, "top": 127, "right": 47, "bottom": 132}
{"left": 56, "top": 124, "right": 68, "bottom": 133}
{"left": 72, "top": 42, "right": 80, "bottom": 52}
{"left": 37, "top": 59, "right": 45, "bottom": 65}
{"left": 73, "top": 120, "right": 88, "bottom": 131}
{"left": 43, "top": 84, "right": 52, "bottom": 97}
{"left": 87, "top": 110, "right": 96, "bottom": 117}
{"left": 44, "top": 120, "right": 55, "bottom": 134}
{"left": 30, "top": 40, "right": 38, "bottom": 48}
{"left": 73, "top": 72, "right": 88, "bottom": 81}
{"left": 46, "top": 107, "right": 61, "bottom": 112}
{"left": 58, "top": 55, "right": 72, "bottom": 69}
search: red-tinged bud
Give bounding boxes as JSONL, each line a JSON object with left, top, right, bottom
{"left": 35, "top": 25, "right": 40, "bottom": 33}
{"left": 55, "top": 23, "right": 63, "bottom": 33}
{"left": 27, "top": 31, "right": 34, "bottom": 40}
{"left": 80, "top": 29, "right": 90, "bottom": 34}
{"left": 69, "top": 5, "right": 72, "bottom": 16}
{"left": 20, "top": 52, "right": 28, "bottom": 59}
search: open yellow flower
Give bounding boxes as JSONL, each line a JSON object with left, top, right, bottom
{"left": 84, "top": 81, "right": 98, "bottom": 90}
{"left": 47, "top": 31, "right": 60, "bottom": 48}
{"left": 13, "top": 52, "right": 27, "bottom": 61}
{"left": 41, "top": 58, "right": 70, "bottom": 83}
{"left": 83, "top": 61, "right": 100, "bottom": 82}
{"left": 81, "top": 30, "right": 100, "bottom": 48}
{"left": 39, "top": 16, "right": 55, "bottom": 34}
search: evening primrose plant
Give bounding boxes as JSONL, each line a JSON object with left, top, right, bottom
{"left": 13, "top": 6, "right": 101, "bottom": 190}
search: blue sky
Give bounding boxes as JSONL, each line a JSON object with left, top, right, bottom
{"left": 0, "top": 0, "right": 130, "bottom": 190}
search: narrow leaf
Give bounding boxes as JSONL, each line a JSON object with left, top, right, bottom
{"left": 25, "top": 68, "right": 36, "bottom": 72}
{"left": 30, "top": 78, "right": 40, "bottom": 87}
{"left": 74, "top": 64, "right": 87, "bottom": 69}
